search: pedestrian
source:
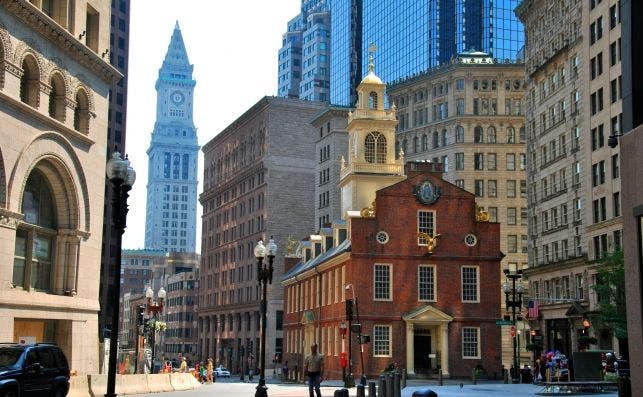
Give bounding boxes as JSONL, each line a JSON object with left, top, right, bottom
{"left": 303, "top": 344, "right": 324, "bottom": 397}
{"left": 206, "top": 358, "right": 214, "bottom": 383}
{"left": 534, "top": 359, "right": 542, "bottom": 383}
{"left": 179, "top": 357, "right": 188, "bottom": 373}
{"left": 282, "top": 360, "right": 289, "bottom": 381}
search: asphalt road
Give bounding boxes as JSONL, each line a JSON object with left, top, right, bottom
{"left": 127, "top": 377, "right": 619, "bottom": 397}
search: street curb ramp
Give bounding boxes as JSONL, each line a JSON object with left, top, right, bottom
{"left": 147, "top": 373, "right": 173, "bottom": 393}
{"left": 68, "top": 375, "right": 91, "bottom": 397}
{"left": 122, "top": 374, "right": 150, "bottom": 394}
{"left": 170, "top": 373, "right": 198, "bottom": 391}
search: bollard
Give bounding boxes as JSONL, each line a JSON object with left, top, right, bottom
{"left": 401, "top": 369, "right": 407, "bottom": 389}
{"left": 503, "top": 368, "right": 509, "bottom": 384}
{"left": 357, "top": 384, "right": 366, "bottom": 397}
{"left": 386, "top": 373, "right": 393, "bottom": 397}
{"left": 378, "top": 375, "right": 386, "bottom": 397}
{"left": 472, "top": 367, "right": 477, "bottom": 385}
{"left": 393, "top": 371, "right": 401, "bottom": 397}
{"left": 438, "top": 369, "right": 443, "bottom": 386}
{"left": 334, "top": 388, "right": 349, "bottom": 397}
{"left": 368, "top": 380, "right": 377, "bottom": 397}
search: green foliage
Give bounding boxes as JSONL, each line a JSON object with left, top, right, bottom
{"left": 591, "top": 249, "right": 627, "bottom": 339}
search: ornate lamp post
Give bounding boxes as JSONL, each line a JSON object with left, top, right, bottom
{"left": 503, "top": 268, "right": 525, "bottom": 383}
{"left": 345, "top": 284, "right": 366, "bottom": 386}
{"left": 145, "top": 286, "right": 166, "bottom": 373}
{"left": 105, "top": 152, "right": 136, "bottom": 397}
{"left": 254, "top": 237, "right": 277, "bottom": 397}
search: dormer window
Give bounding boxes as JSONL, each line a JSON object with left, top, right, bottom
{"left": 369, "top": 91, "right": 378, "bottom": 109}
{"left": 365, "top": 131, "right": 387, "bottom": 163}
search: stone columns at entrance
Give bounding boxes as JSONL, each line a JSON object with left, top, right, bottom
{"left": 406, "top": 322, "right": 415, "bottom": 375}
{"left": 440, "top": 324, "right": 449, "bottom": 376}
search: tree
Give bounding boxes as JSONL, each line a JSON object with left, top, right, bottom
{"left": 591, "top": 249, "right": 627, "bottom": 352}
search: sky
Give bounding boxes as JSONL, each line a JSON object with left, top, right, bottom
{"left": 122, "top": 0, "right": 301, "bottom": 249}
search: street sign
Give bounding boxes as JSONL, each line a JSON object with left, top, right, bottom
{"left": 495, "top": 320, "right": 512, "bottom": 326}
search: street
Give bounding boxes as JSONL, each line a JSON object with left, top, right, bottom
{"left": 127, "top": 377, "right": 619, "bottom": 397}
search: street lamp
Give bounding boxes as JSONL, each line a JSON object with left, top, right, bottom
{"left": 105, "top": 152, "right": 136, "bottom": 397}
{"left": 503, "top": 268, "right": 525, "bottom": 384}
{"left": 145, "top": 286, "right": 166, "bottom": 373}
{"left": 345, "top": 284, "right": 366, "bottom": 386}
{"left": 254, "top": 237, "right": 277, "bottom": 397}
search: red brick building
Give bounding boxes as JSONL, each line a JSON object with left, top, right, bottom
{"left": 281, "top": 59, "right": 503, "bottom": 380}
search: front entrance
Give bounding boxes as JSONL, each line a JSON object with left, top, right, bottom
{"left": 413, "top": 329, "right": 432, "bottom": 374}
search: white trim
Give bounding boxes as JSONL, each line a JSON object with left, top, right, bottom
{"left": 461, "top": 265, "right": 480, "bottom": 303}
{"left": 462, "top": 327, "right": 481, "bottom": 359}
{"left": 373, "top": 324, "right": 392, "bottom": 357}
{"left": 417, "top": 210, "right": 437, "bottom": 246}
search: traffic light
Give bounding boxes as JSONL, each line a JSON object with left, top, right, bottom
{"left": 345, "top": 299, "right": 353, "bottom": 321}
{"left": 137, "top": 305, "right": 145, "bottom": 325}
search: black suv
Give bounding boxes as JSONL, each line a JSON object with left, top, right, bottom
{"left": 0, "top": 343, "right": 70, "bottom": 397}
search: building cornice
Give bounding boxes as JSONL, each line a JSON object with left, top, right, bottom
{"left": 1, "top": 0, "right": 122, "bottom": 84}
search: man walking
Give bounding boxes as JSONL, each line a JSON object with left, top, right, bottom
{"left": 304, "top": 344, "right": 324, "bottom": 397}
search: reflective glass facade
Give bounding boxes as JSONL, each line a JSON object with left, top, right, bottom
{"left": 330, "top": 0, "right": 524, "bottom": 106}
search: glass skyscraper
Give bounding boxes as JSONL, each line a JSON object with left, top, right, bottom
{"left": 330, "top": 0, "right": 524, "bottom": 106}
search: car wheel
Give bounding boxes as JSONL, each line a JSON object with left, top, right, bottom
{"left": 2, "top": 388, "right": 18, "bottom": 397}
{"left": 53, "top": 385, "right": 67, "bottom": 397}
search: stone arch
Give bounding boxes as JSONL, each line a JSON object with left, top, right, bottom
{"left": 72, "top": 76, "right": 96, "bottom": 113}
{"left": 7, "top": 132, "right": 90, "bottom": 233}
{"left": 0, "top": 26, "right": 11, "bottom": 89}
{"left": 20, "top": 53, "right": 41, "bottom": 107}
{"left": 73, "top": 86, "right": 90, "bottom": 133}
{"left": 48, "top": 70, "right": 67, "bottom": 122}
{"left": 368, "top": 91, "right": 378, "bottom": 109}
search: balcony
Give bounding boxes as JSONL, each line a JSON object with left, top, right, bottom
{"left": 340, "top": 162, "right": 404, "bottom": 179}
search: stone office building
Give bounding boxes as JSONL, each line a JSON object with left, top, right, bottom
{"left": 198, "top": 97, "right": 326, "bottom": 372}
{"left": 0, "top": 0, "right": 120, "bottom": 374}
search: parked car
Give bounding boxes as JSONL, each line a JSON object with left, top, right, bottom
{"left": 214, "top": 365, "right": 230, "bottom": 377}
{"left": 0, "top": 343, "right": 70, "bottom": 397}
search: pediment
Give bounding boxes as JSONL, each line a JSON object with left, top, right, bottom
{"left": 402, "top": 304, "right": 453, "bottom": 323}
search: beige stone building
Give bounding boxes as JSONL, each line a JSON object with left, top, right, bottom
{"left": 0, "top": 0, "right": 120, "bottom": 374}
{"left": 388, "top": 52, "right": 528, "bottom": 368}
{"left": 516, "top": 0, "right": 623, "bottom": 357}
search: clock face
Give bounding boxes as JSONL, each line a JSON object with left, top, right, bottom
{"left": 171, "top": 91, "right": 185, "bottom": 105}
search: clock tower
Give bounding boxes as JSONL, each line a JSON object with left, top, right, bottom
{"left": 144, "top": 22, "right": 200, "bottom": 252}
{"left": 339, "top": 45, "right": 405, "bottom": 217}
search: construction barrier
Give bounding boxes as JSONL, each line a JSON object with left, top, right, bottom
{"left": 170, "top": 373, "right": 195, "bottom": 391}
{"left": 68, "top": 375, "right": 91, "bottom": 397}
{"left": 147, "top": 373, "right": 173, "bottom": 393}
{"left": 121, "top": 374, "right": 150, "bottom": 395}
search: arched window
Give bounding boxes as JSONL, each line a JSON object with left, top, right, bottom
{"left": 507, "top": 127, "right": 516, "bottom": 143}
{"left": 365, "top": 132, "right": 387, "bottom": 163}
{"left": 74, "top": 89, "right": 90, "bottom": 133}
{"left": 421, "top": 134, "right": 428, "bottom": 151}
{"left": 14, "top": 169, "right": 57, "bottom": 292}
{"left": 49, "top": 72, "right": 66, "bottom": 122}
{"left": 519, "top": 126, "right": 526, "bottom": 143}
{"left": 20, "top": 55, "right": 40, "bottom": 108}
{"left": 474, "top": 126, "right": 483, "bottom": 143}
{"left": 369, "top": 91, "right": 378, "bottom": 109}
{"left": 456, "top": 125, "right": 465, "bottom": 143}
{"left": 413, "top": 136, "right": 419, "bottom": 153}
{"left": 432, "top": 131, "right": 439, "bottom": 148}
{"left": 487, "top": 126, "right": 497, "bottom": 143}
{"left": 441, "top": 129, "right": 448, "bottom": 146}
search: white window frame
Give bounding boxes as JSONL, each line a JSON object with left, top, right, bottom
{"left": 373, "top": 325, "right": 392, "bottom": 357}
{"left": 462, "top": 327, "right": 481, "bottom": 359}
{"left": 373, "top": 263, "right": 392, "bottom": 301}
{"left": 461, "top": 266, "right": 480, "bottom": 303}
{"left": 417, "top": 210, "right": 437, "bottom": 245}
{"left": 418, "top": 264, "right": 436, "bottom": 302}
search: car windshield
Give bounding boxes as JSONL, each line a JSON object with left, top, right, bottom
{"left": 0, "top": 347, "right": 23, "bottom": 368}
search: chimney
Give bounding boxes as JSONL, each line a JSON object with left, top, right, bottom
{"left": 405, "top": 161, "right": 444, "bottom": 179}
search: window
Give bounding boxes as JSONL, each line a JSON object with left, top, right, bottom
{"left": 455, "top": 153, "right": 464, "bottom": 170}
{"left": 488, "top": 180, "right": 497, "bottom": 198}
{"left": 461, "top": 266, "right": 479, "bottom": 302}
{"left": 507, "top": 127, "right": 516, "bottom": 143}
{"left": 474, "top": 180, "right": 484, "bottom": 197}
{"left": 462, "top": 328, "right": 480, "bottom": 358}
{"left": 14, "top": 170, "right": 57, "bottom": 292}
{"left": 488, "top": 153, "right": 497, "bottom": 170}
{"left": 488, "top": 207, "right": 498, "bottom": 222}
{"left": 507, "top": 180, "right": 516, "bottom": 198}
{"left": 508, "top": 235, "right": 518, "bottom": 253}
{"left": 613, "top": 192, "right": 620, "bottom": 217}
{"left": 417, "top": 211, "right": 435, "bottom": 244}
{"left": 506, "top": 154, "right": 516, "bottom": 170}
{"left": 593, "top": 197, "right": 607, "bottom": 223}
{"left": 373, "top": 325, "right": 391, "bottom": 356}
{"left": 474, "top": 127, "right": 483, "bottom": 143}
{"left": 374, "top": 264, "right": 391, "bottom": 300}
{"left": 365, "top": 132, "right": 386, "bottom": 163}
{"left": 474, "top": 153, "right": 484, "bottom": 170}
{"left": 455, "top": 126, "right": 465, "bottom": 143}
{"left": 592, "top": 161, "right": 606, "bottom": 186}
{"left": 418, "top": 265, "right": 435, "bottom": 301}
{"left": 507, "top": 208, "right": 517, "bottom": 225}
{"left": 612, "top": 154, "right": 620, "bottom": 178}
